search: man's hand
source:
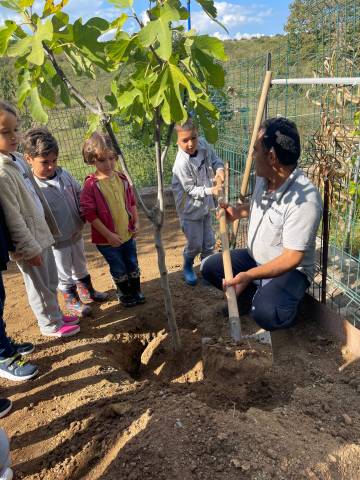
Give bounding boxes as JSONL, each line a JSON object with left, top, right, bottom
{"left": 216, "top": 203, "right": 249, "bottom": 222}
{"left": 27, "top": 254, "right": 43, "bottom": 267}
{"left": 223, "top": 271, "right": 252, "bottom": 296}
{"left": 106, "top": 232, "right": 122, "bottom": 247}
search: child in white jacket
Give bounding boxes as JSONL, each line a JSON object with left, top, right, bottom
{"left": 0, "top": 100, "right": 80, "bottom": 337}
{"left": 172, "top": 118, "right": 224, "bottom": 285}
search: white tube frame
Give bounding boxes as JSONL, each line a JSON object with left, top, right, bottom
{"left": 271, "top": 77, "right": 360, "bottom": 85}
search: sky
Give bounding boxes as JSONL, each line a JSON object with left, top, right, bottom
{"left": 0, "top": 0, "right": 291, "bottom": 40}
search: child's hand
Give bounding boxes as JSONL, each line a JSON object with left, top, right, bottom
{"left": 27, "top": 254, "right": 43, "bottom": 267}
{"left": 214, "top": 170, "right": 225, "bottom": 185}
{"left": 107, "top": 232, "right": 122, "bottom": 247}
{"left": 211, "top": 184, "right": 223, "bottom": 197}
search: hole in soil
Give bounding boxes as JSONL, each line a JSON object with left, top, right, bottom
{"left": 101, "top": 329, "right": 303, "bottom": 414}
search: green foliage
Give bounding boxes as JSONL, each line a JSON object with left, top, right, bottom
{"left": 0, "top": 0, "right": 226, "bottom": 145}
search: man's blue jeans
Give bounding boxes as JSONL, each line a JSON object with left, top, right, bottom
{"left": 0, "top": 273, "right": 16, "bottom": 358}
{"left": 97, "top": 239, "right": 139, "bottom": 282}
{"left": 201, "top": 248, "right": 310, "bottom": 331}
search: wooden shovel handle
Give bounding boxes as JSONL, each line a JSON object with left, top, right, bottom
{"left": 219, "top": 206, "right": 241, "bottom": 342}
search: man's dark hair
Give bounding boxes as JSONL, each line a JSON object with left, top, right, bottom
{"left": 23, "top": 127, "right": 59, "bottom": 157}
{"left": 260, "top": 117, "right": 301, "bottom": 166}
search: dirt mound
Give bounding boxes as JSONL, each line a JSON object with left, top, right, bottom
{"left": 1, "top": 210, "right": 360, "bottom": 480}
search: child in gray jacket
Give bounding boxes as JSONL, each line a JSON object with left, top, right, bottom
{"left": 172, "top": 118, "right": 224, "bottom": 285}
{"left": 23, "top": 128, "right": 108, "bottom": 317}
{"left": 0, "top": 101, "right": 80, "bottom": 337}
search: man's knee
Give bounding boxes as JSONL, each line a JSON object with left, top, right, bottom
{"left": 251, "top": 300, "right": 297, "bottom": 331}
{"left": 200, "top": 253, "right": 223, "bottom": 289}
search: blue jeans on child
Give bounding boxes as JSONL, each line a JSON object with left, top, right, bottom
{"left": 201, "top": 248, "right": 310, "bottom": 331}
{"left": 97, "top": 239, "right": 139, "bottom": 282}
{"left": 0, "top": 273, "right": 16, "bottom": 358}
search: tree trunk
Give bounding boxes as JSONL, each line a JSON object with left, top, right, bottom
{"left": 154, "top": 221, "right": 182, "bottom": 351}
{"left": 152, "top": 112, "right": 181, "bottom": 351}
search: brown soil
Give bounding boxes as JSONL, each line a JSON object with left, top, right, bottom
{"left": 1, "top": 207, "right": 360, "bottom": 480}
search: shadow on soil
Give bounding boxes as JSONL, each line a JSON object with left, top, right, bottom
{"left": 4, "top": 263, "right": 358, "bottom": 479}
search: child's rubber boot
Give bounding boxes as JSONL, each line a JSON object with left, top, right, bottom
{"left": 183, "top": 255, "right": 197, "bottom": 286}
{"left": 128, "top": 276, "right": 146, "bottom": 304}
{"left": 114, "top": 280, "right": 137, "bottom": 307}
{"left": 76, "top": 274, "right": 109, "bottom": 304}
{"left": 62, "top": 287, "right": 92, "bottom": 317}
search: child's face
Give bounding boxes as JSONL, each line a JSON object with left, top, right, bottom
{"left": 26, "top": 151, "right": 58, "bottom": 179}
{"left": 0, "top": 110, "right": 19, "bottom": 155}
{"left": 177, "top": 128, "right": 199, "bottom": 156}
{"left": 95, "top": 151, "right": 117, "bottom": 177}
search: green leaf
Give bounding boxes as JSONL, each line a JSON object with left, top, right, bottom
{"left": 87, "top": 113, "right": 101, "bottom": 136}
{"left": 149, "top": 67, "right": 169, "bottom": 107}
{"left": 0, "top": 1, "right": 22, "bottom": 12}
{"left": 161, "top": 96, "right": 171, "bottom": 124}
{"left": 192, "top": 48, "right": 225, "bottom": 88}
{"left": 110, "top": 13, "right": 128, "bottom": 30}
{"left": 52, "top": 11, "right": 70, "bottom": 30}
{"left": 193, "top": 35, "right": 228, "bottom": 61}
{"left": 137, "top": 3, "right": 181, "bottom": 61}
{"left": 118, "top": 88, "right": 142, "bottom": 109}
{"left": 7, "top": 36, "right": 32, "bottom": 58}
{"left": 17, "top": 70, "right": 31, "bottom": 107}
{"left": 195, "top": 0, "right": 228, "bottom": 32}
{"left": 39, "top": 79, "right": 56, "bottom": 108}
{"left": 108, "top": 0, "right": 133, "bottom": 7}
{"left": 29, "top": 86, "right": 48, "bottom": 123}
{"left": 0, "top": 20, "right": 17, "bottom": 55}
{"left": 196, "top": 97, "right": 218, "bottom": 118}
{"left": 27, "top": 19, "right": 53, "bottom": 65}
{"left": 72, "top": 17, "right": 109, "bottom": 69}
{"left": 106, "top": 33, "right": 131, "bottom": 62}
{"left": 59, "top": 81, "right": 71, "bottom": 107}
{"left": 195, "top": 0, "right": 216, "bottom": 18}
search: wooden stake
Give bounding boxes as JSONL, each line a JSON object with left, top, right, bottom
{"left": 232, "top": 70, "right": 272, "bottom": 241}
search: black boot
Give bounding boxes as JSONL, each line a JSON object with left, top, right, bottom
{"left": 114, "top": 279, "right": 137, "bottom": 307}
{"left": 128, "top": 276, "right": 146, "bottom": 304}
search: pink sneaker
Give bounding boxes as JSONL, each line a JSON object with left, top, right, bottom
{"left": 62, "top": 315, "right": 79, "bottom": 326}
{"left": 43, "top": 325, "right": 80, "bottom": 337}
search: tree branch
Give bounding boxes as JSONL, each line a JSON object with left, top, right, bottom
{"left": 132, "top": 9, "right": 165, "bottom": 67}
{"left": 43, "top": 44, "right": 100, "bottom": 115}
{"left": 160, "top": 122, "right": 175, "bottom": 177}
{"left": 42, "top": 43, "right": 152, "bottom": 220}
{"left": 154, "top": 109, "right": 164, "bottom": 227}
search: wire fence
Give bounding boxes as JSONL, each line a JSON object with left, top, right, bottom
{"left": 16, "top": 0, "right": 359, "bottom": 325}
{"left": 217, "top": 0, "right": 360, "bottom": 325}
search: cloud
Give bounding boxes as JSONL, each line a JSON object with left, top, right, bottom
{"left": 213, "top": 31, "right": 266, "bottom": 40}
{"left": 191, "top": 1, "right": 272, "bottom": 39}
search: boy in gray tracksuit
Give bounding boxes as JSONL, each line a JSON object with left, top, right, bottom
{"left": 172, "top": 118, "right": 224, "bottom": 286}
{"left": 23, "top": 128, "right": 108, "bottom": 317}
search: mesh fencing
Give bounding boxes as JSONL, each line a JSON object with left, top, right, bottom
{"left": 19, "top": 0, "right": 359, "bottom": 325}
{"left": 217, "top": 0, "right": 360, "bottom": 325}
